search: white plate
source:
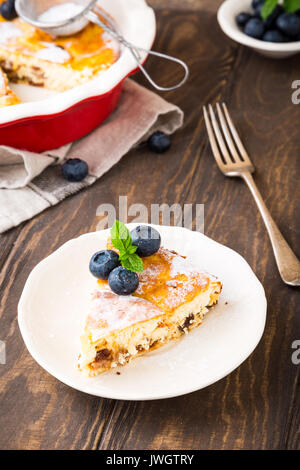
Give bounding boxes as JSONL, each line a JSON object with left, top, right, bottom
{"left": 18, "top": 224, "right": 267, "bottom": 400}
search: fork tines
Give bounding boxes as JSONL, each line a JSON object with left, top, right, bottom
{"left": 203, "top": 103, "right": 254, "bottom": 174}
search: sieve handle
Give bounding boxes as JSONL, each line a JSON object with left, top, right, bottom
{"left": 85, "top": 9, "right": 189, "bottom": 92}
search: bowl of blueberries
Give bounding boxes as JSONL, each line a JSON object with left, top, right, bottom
{"left": 218, "top": 0, "right": 300, "bottom": 58}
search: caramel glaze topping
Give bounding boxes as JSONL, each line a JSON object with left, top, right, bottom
{"left": 98, "top": 243, "right": 210, "bottom": 314}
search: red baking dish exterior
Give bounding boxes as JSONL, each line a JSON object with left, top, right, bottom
{"left": 0, "top": 81, "right": 124, "bottom": 152}
{"left": 0, "top": 0, "right": 156, "bottom": 152}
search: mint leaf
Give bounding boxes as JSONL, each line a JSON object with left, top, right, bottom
{"left": 110, "top": 220, "right": 144, "bottom": 273}
{"left": 261, "top": 0, "right": 278, "bottom": 20}
{"left": 122, "top": 254, "right": 144, "bottom": 273}
{"left": 283, "top": 0, "right": 300, "bottom": 12}
{"left": 111, "top": 219, "right": 129, "bottom": 241}
{"left": 127, "top": 245, "right": 138, "bottom": 255}
{"left": 110, "top": 220, "right": 130, "bottom": 252}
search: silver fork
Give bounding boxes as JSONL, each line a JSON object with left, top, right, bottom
{"left": 203, "top": 102, "right": 300, "bottom": 286}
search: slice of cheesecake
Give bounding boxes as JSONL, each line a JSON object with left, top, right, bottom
{"left": 0, "top": 6, "right": 119, "bottom": 93}
{"left": 78, "top": 247, "right": 222, "bottom": 376}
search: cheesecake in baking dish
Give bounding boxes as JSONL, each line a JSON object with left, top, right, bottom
{"left": 0, "top": 3, "right": 119, "bottom": 99}
{"left": 78, "top": 245, "right": 222, "bottom": 376}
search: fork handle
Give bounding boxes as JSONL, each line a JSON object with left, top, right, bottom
{"left": 242, "top": 172, "right": 300, "bottom": 286}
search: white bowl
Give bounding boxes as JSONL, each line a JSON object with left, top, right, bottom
{"left": 218, "top": 0, "right": 300, "bottom": 58}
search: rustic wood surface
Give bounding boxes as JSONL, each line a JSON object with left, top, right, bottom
{"left": 0, "top": 0, "right": 299, "bottom": 450}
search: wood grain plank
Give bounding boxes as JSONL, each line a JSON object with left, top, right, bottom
{"left": 0, "top": 225, "right": 23, "bottom": 273}
{"left": 148, "top": 0, "right": 223, "bottom": 12}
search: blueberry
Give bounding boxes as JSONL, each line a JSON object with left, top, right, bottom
{"left": 89, "top": 250, "right": 120, "bottom": 279}
{"left": 252, "top": 0, "right": 263, "bottom": 9}
{"left": 0, "top": 0, "right": 17, "bottom": 20}
{"left": 276, "top": 13, "right": 300, "bottom": 37}
{"left": 253, "top": 4, "right": 283, "bottom": 30}
{"left": 267, "top": 6, "right": 284, "bottom": 28}
{"left": 244, "top": 18, "right": 265, "bottom": 39}
{"left": 263, "top": 29, "right": 287, "bottom": 43}
{"left": 130, "top": 225, "right": 161, "bottom": 257}
{"left": 108, "top": 266, "right": 139, "bottom": 295}
{"left": 62, "top": 158, "right": 88, "bottom": 182}
{"left": 147, "top": 131, "right": 171, "bottom": 153}
{"left": 253, "top": 3, "right": 264, "bottom": 18}
{"left": 236, "top": 12, "right": 252, "bottom": 28}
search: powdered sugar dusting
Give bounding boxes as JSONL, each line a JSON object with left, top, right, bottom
{"left": 0, "top": 22, "right": 22, "bottom": 44}
{"left": 38, "top": 3, "right": 84, "bottom": 23}
{"left": 135, "top": 248, "right": 210, "bottom": 312}
{"left": 97, "top": 247, "right": 212, "bottom": 315}
{"left": 35, "top": 43, "right": 71, "bottom": 63}
{"left": 169, "top": 253, "right": 201, "bottom": 277}
{"left": 87, "top": 290, "right": 164, "bottom": 339}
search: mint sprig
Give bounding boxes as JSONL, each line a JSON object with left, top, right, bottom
{"left": 261, "top": 0, "right": 300, "bottom": 20}
{"left": 110, "top": 220, "right": 144, "bottom": 273}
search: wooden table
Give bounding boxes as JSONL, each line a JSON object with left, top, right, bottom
{"left": 0, "top": 0, "right": 299, "bottom": 450}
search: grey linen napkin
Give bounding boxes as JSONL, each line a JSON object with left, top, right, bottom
{"left": 0, "top": 79, "right": 183, "bottom": 233}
